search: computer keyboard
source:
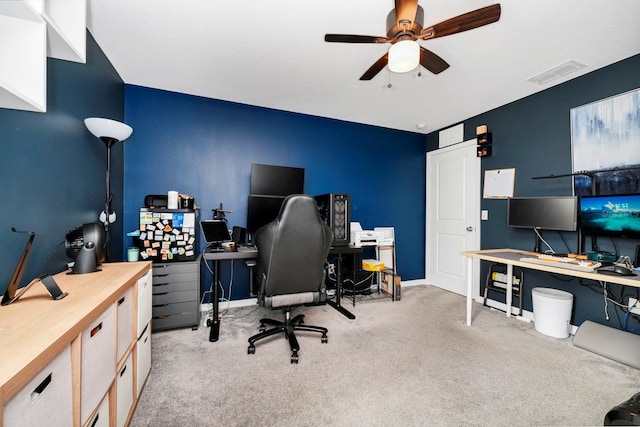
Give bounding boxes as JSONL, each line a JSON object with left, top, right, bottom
{"left": 519, "top": 255, "right": 601, "bottom": 272}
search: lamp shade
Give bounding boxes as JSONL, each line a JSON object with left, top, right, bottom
{"left": 388, "top": 40, "right": 420, "bottom": 73}
{"left": 84, "top": 117, "right": 133, "bottom": 142}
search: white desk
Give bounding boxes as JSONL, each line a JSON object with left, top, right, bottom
{"left": 461, "top": 248, "right": 640, "bottom": 326}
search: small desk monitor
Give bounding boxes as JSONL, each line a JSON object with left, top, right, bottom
{"left": 200, "top": 220, "right": 231, "bottom": 250}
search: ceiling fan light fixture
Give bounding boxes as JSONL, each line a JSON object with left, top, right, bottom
{"left": 388, "top": 40, "right": 420, "bottom": 73}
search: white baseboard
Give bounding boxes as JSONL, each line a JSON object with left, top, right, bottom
{"left": 209, "top": 279, "right": 423, "bottom": 308}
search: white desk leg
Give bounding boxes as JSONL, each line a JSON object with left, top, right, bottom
{"left": 466, "top": 256, "right": 473, "bottom": 326}
{"left": 505, "top": 263, "right": 513, "bottom": 318}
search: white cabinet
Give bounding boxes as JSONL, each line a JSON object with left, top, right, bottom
{"left": 0, "top": 0, "right": 86, "bottom": 113}
{"left": 0, "top": 12, "right": 47, "bottom": 112}
{"left": 0, "top": 262, "right": 152, "bottom": 427}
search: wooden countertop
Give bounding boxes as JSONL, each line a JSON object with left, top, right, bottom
{"left": 0, "top": 261, "right": 151, "bottom": 405}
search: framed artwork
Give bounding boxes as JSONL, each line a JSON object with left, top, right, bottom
{"left": 570, "top": 88, "right": 640, "bottom": 196}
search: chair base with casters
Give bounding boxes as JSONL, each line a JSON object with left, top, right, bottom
{"left": 247, "top": 308, "right": 328, "bottom": 364}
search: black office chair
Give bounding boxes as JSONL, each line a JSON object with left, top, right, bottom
{"left": 247, "top": 194, "right": 333, "bottom": 363}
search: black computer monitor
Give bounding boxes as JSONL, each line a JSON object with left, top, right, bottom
{"left": 246, "top": 196, "right": 285, "bottom": 236}
{"left": 250, "top": 163, "right": 304, "bottom": 196}
{"left": 508, "top": 197, "right": 578, "bottom": 231}
{"left": 507, "top": 196, "right": 578, "bottom": 252}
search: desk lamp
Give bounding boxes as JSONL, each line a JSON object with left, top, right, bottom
{"left": 84, "top": 118, "right": 133, "bottom": 260}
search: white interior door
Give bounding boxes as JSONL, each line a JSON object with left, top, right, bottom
{"left": 426, "top": 139, "right": 480, "bottom": 297}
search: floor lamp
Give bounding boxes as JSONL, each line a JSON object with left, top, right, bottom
{"left": 84, "top": 117, "right": 133, "bottom": 261}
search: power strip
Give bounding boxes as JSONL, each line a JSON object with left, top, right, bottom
{"left": 629, "top": 297, "right": 640, "bottom": 315}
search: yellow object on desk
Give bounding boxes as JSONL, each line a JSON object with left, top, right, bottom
{"left": 362, "top": 259, "right": 385, "bottom": 271}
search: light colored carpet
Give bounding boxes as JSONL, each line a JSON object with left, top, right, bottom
{"left": 130, "top": 285, "right": 640, "bottom": 426}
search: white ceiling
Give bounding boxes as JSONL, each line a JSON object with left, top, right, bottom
{"left": 86, "top": 0, "right": 640, "bottom": 135}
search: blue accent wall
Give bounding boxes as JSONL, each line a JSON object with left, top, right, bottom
{"left": 426, "top": 54, "right": 640, "bottom": 331}
{"left": 0, "top": 32, "right": 126, "bottom": 295}
{"left": 123, "top": 86, "right": 427, "bottom": 300}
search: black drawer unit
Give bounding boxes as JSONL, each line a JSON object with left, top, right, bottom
{"left": 151, "top": 256, "right": 200, "bottom": 331}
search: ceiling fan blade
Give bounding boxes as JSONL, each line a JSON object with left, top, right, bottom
{"left": 395, "top": 0, "right": 419, "bottom": 25}
{"left": 360, "top": 54, "right": 389, "bottom": 80}
{"left": 325, "top": 34, "right": 389, "bottom": 44}
{"left": 419, "top": 47, "right": 449, "bottom": 74}
{"left": 420, "top": 4, "right": 501, "bottom": 40}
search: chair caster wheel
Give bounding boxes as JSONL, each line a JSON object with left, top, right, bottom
{"left": 291, "top": 352, "right": 299, "bottom": 364}
{"left": 321, "top": 335, "right": 328, "bottom": 344}
{"left": 206, "top": 319, "right": 212, "bottom": 327}
{"left": 248, "top": 345, "right": 255, "bottom": 355}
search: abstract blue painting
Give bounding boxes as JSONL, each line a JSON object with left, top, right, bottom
{"left": 571, "top": 88, "right": 640, "bottom": 196}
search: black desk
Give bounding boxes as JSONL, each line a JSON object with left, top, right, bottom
{"left": 327, "top": 245, "right": 363, "bottom": 320}
{"left": 202, "top": 244, "right": 361, "bottom": 342}
{"left": 202, "top": 248, "right": 257, "bottom": 342}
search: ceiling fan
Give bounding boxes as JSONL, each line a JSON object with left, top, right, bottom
{"left": 324, "top": 1, "right": 501, "bottom": 80}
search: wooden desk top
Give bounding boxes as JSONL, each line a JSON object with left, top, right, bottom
{"left": 0, "top": 261, "right": 151, "bottom": 405}
{"left": 462, "top": 248, "right": 640, "bottom": 287}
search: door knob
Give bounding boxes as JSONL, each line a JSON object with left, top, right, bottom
{"left": 466, "top": 226, "right": 474, "bottom": 232}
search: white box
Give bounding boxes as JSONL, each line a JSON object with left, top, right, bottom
{"left": 136, "top": 322, "right": 152, "bottom": 397}
{"left": 81, "top": 305, "right": 116, "bottom": 425}
{"left": 116, "top": 353, "right": 134, "bottom": 427}
{"left": 4, "top": 346, "right": 73, "bottom": 426}
{"left": 117, "top": 287, "right": 133, "bottom": 364}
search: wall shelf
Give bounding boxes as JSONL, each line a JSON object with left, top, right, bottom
{"left": 0, "top": 0, "right": 86, "bottom": 113}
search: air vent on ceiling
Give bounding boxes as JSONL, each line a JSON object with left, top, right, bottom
{"left": 527, "top": 60, "right": 586, "bottom": 85}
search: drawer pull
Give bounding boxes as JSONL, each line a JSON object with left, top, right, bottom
{"left": 120, "top": 364, "right": 127, "bottom": 377}
{"left": 90, "top": 413, "right": 100, "bottom": 427}
{"left": 118, "top": 296, "right": 126, "bottom": 305}
{"left": 90, "top": 322, "right": 103, "bottom": 337}
{"left": 31, "top": 373, "right": 52, "bottom": 401}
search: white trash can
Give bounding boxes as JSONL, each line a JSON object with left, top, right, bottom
{"left": 531, "top": 287, "right": 574, "bottom": 338}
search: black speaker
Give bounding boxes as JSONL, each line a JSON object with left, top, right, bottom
{"left": 314, "top": 193, "right": 351, "bottom": 246}
{"left": 232, "top": 226, "right": 246, "bottom": 245}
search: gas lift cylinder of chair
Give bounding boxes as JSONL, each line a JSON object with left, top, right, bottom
{"left": 483, "top": 263, "right": 524, "bottom": 316}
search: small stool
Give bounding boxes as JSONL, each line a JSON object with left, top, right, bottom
{"left": 483, "top": 263, "right": 524, "bottom": 316}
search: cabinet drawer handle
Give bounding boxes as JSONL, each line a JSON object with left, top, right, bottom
{"left": 90, "top": 322, "right": 103, "bottom": 337}
{"left": 118, "top": 296, "right": 126, "bottom": 305}
{"left": 31, "top": 373, "right": 52, "bottom": 401}
{"left": 120, "top": 364, "right": 127, "bottom": 377}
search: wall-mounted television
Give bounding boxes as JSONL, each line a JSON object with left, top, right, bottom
{"left": 250, "top": 163, "right": 304, "bottom": 197}
{"left": 507, "top": 197, "right": 578, "bottom": 231}
{"left": 579, "top": 194, "right": 640, "bottom": 239}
